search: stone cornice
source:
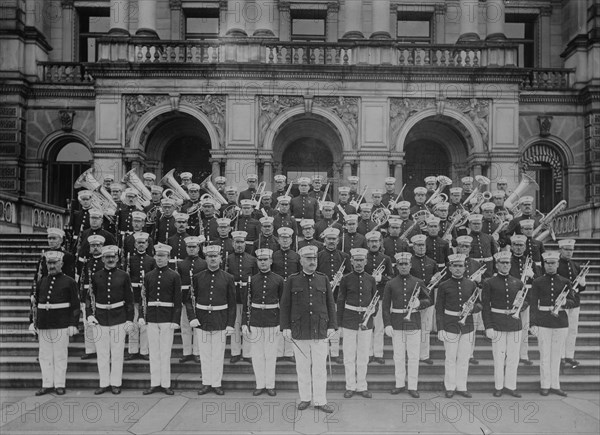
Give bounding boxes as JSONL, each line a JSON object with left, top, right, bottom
{"left": 91, "top": 147, "right": 125, "bottom": 155}
{"left": 519, "top": 93, "right": 581, "bottom": 105}
{"left": 29, "top": 85, "right": 96, "bottom": 100}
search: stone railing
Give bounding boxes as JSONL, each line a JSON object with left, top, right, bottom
{"left": 38, "top": 62, "right": 95, "bottom": 83}
{"left": 551, "top": 203, "right": 600, "bottom": 238}
{"left": 0, "top": 193, "right": 67, "bottom": 234}
{"left": 520, "top": 68, "right": 574, "bottom": 90}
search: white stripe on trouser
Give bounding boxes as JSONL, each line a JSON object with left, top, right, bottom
{"left": 128, "top": 303, "right": 149, "bottom": 355}
{"left": 95, "top": 323, "right": 126, "bottom": 388}
{"left": 249, "top": 326, "right": 280, "bottom": 389}
{"left": 469, "top": 312, "right": 483, "bottom": 358}
{"left": 419, "top": 306, "right": 434, "bottom": 360}
{"left": 277, "top": 333, "right": 294, "bottom": 357}
{"left": 537, "top": 327, "right": 568, "bottom": 389}
{"left": 196, "top": 329, "right": 227, "bottom": 387}
{"left": 342, "top": 328, "right": 371, "bottom": 391}
{"left": 81, "top": 304, "right": 97, "bottom": 354}
{"left": 147, "top": 322, "right": 175, "bottom": 388}
{"left": 490, "top": 330, "right": 522, "bottom": 390}
{"left": 369, "top": 301, "right": 384, "bottom": 358}
{"left": 519, "top": 307, "right": 530, "bottom": 359}
{"left": 563, "top": 307, "right": 580, "bottom": 359}
{"left": 231, "top": 304, "right": 251, "bottom": 357}
{"left": 38, "top": 328, "right": 69, "bottom": 388}
{"left": 293, "top": 339, "right": 328, "bottom": 406}
{"left": 392, "top": 329, "right": 420, "bottom": 390}
{"left": 180, "top": 308, "right": 199, "bottom": 356}
{"left": 441, "top": 331, "right": 474, "bottom": 391}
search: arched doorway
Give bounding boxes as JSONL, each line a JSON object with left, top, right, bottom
{"left": 47, "top": 140, "right": 92, "bottom": 207}
{"left": 282, "top": 138, "right": 334, "bottom": 180}
{"left": 163, "top": 136, "right": 212, "bottom": 184}
{"left": 520, "top": 143, "right": 566, "bottom": 213}
{"left": 403, "top": 140, "right": 450, "bottom": 203}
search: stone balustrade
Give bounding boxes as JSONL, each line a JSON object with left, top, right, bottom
{"left": 0, "top": 193, "right": 67, "bottom": 234}
{"left": 521, "top": 68, "right": 574, "bottom": 90}
{"left": 38, "top": 62, "right": 94, "bottom": 83}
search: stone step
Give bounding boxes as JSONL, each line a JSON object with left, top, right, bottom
{"left": 0, "top": 268, "right": 37, "bottom": 277}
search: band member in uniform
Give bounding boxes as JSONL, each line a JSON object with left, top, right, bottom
{"left": 425, "top": 176, "right": 438, "bottom": 200}
{"left": 557, "top": 239, "right": 586, "bottom": 369}
{"left": 103, "top": 174, "right": 114, "bottom": 191}
{"left": 357, "top": 203, "right": 377, "bottom": 235}
{"left": 110, "top": 182, "right": 124, "bottom": 207}
{"left": 39, "top": 228, "right": 76, "bottom": 278}
{"left": 371, "top": 189, "right": 385, "bottom": 212}
{"left": 187, "top": 245, "right": 236, "bottom": 395}
{"left": 410, "top": 234, "right": 439, "bottom": 365}
{"left": 519, "top": 219, "right": 545, "bottom": 267}
{"left": 213, "top": 217, "right": 234, "bottom": 257}
{"left": 425, "top": 216, "right": 451, "bottom": 271}
{"left": 496, "top": 177, "right": 508, "bottom": 193}
{"left": 491, "top": 190, "right": 508, "bottom": 213}
{"left": 124, "top": 232, "right": 156, "bottom": 361}
{"left": 255, "top": 192, "right": 277, "bottom": 218}
{"left": 236, "top": 200, "right": 260, "bottom": 250}
{"left": 242, "top": 248, "right": 284, "bottom": 396}
{"left": 77, "top": 209, "right": 116, "bottom": 263}
{"left": 227, "top": 231, "right": 258, "bottom": 363}
{"left": 280, "top": 245, "right": 338, "bottom": 413}
{"left": 436, "top": 253, "right": 480, "bottom": 398}
{"left": 144, "top": 185, "right": 163, "bottom": 236}
{"left": 447, "top": 187, "right": 465, "bottom": 218}
{"left": 410, "top": 187, "right": 428, "bottom": 215}
{"left": 315, "top": 201, "right": 342, "bottom": 239}
{"left": 224, "top": 186, "right": 238, "bottom": 206}
{"left": 529, "top": 251, "right": 576, "bottom": 396}
{"left": 167, "top": 212, "right": 190, "bottom": 268}
{"left": 432, "top": 202, "right": 451, "bottom": 238}
{"left": 291, "top": 177, "right": 319, "bottom": 221}
{"left": 177, "top": 236, "right": 207, "bottom": 363}
{"left": 383, "top": 216, "right": 410, "bottom": 260}
{"left": 309, "top": 175, "right": 331, "bottom": 202}
{"left": 384, "top": 252, "right": 431, "bottom": 398}
{"left": 480, "top": 202, "right": 499, "bottom": 237}
{"left": 482, "top": 251, "right": 526, "bottom": 397}
{"left": 460, "top": 177, "right": 474, "bottom": 205}
{"left": 179, "top": 172, "right": 193, "bottom": 191}
{"left": 142, "top": 172, "right": 156, "bottom": 188}
{"left": 214, "top": 176, "right": 227, "bottom": 196}
{"left": 238, "top": 174, "right": 258, "bottom": 203}
{"left": 382, "top": 177, "right": 400, "bottom": 208}
{"left": 273, "top": 174, "right": 288, "bottom": 199}
{"left": 29, "top": 251, "right": 80, "bottom": 396}
{"left": 337, "top": 248, "right": 377, "bottom": 398}
{"left": 273, "top": 195, "right": 298, "bottom": 238}
{"left": 466, "top": 213, "right": 497, "bottom": 277}
{"left": 340, "top": 214, "right": 365, "bottom": 254}
{"left": 396, "top": 201, "right": 421, "bottom": 241}
{"left": 116, "top": 188, "right": 138, "bottom": 247}
{"left": 79, "top": 234, "right": 105, "bottom": 360}
{"left": 337, "top": 186, "right": 357, "bottom": 219}
{"left": 153, "top": 197, "right": 177, "bottom": 244}
{"left": 86, "top": 245, "right": 134, "bottom": 395}
{"left": 72, "top": 190, "right": 94, "bottom": 246}
{"left": 503, "top": 196, "right": 543, "bottom": 240}
{"left": 347, "top": 176, "right": 361, "bottom": 204}
{"left": 254, "top": 216, "right": 280, "bottom": 252}
{"left": 123, "top": 211, "right": 154, "bottom": 258}
{"left": 140, "top": 243, "right": 182, "bottom": 395}
{"left": 200, "top": 198, "right": 220, "bottom": 242}
{"left": 297, "top": 219, "right": 324, "bottom": 251}
{"left": 183, "top": 183, "right": 202, "bottom": 236}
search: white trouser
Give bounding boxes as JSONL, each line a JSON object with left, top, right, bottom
{"left": 38, "top": 328, "right": 69, "bottom": 388}
{"left": 293, "top": 339, "right": 328, "bottom": 406}
{"left": 369, "top": 301, "right": 384, "bottom": 358}
{"left": 81, "top": 304, "right": 97, "bottom": 354}
{"left": 231, "top": 304, "right": 251, "bottom": 357}
{"left": 95, "top": 323, "right": 126, "bottom": 388}
{"left": 563, "top": 307, "right": 580, "bottom": 359}
{"left": 278, "top": 332, "right": 294, "bottom": 357}
{"left": 180, "top": 308, "right": 199, "bottom": 356}
{"left": 441, "top": 330, "right": 473, "bottom": 391}
{"left": 342, "top": 327, "right": 372, "bottom": 391}
{"left": 147, "top": 323, "right": 175, "bottom": 388}
{"left": 490, "top": 329, "right": 522, "bottom": 390}
{"left": 469, "top": 312, "right": 483, "bottom": 358}
{"left": 128, "top": 303, "right": 149, "bottom": 355}
{"left": 196, "top": 329, "right": 227, "bottom": 387}
{"left": 419, "top": 306, "right": 434, "bottom": 360}
{"left": 392, "top": 329, "right": 420, "bottom": 390}
{"left": 249, "top": 326, "right": 280, "bottom": 389}
{"left": 330, "top": 328, "right": 341, "bottom": 357}
{"left": 519, "top": 307, "right": 530, "bottom": 359}
{"left": 537, "top": 327, "right": 568, "bottom": 389}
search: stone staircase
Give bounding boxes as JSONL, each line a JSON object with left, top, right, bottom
{"left": 1, "top": 234, "right": 599, "bottom": 392}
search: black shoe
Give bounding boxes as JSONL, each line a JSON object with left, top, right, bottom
{"left": 420, "top": 358, "right": 434, "bottom": 365}
{"left": 140, "top": 354, "right": 149, "bottom": 361}
{"left": 550, "top": 388, "right": 567, "bottom": 397}
{"left": 315, "top": 404, "right": 334, "bottom": 414}
{"left": 35, "top": 387, "right": 54, "bottom": 396}
{"left": 197, "top": 386, "right": 212, "bottom": 395}
{"left": 408, "top": 390, "right": 419, "bottom": 399}
{"left": 469, "top": 358, "right": 479, "bottom": 365}
{"left": 125, "top": 353, "right": 139, "bottom": 361}
{"left": 344, "top": 390, "right": 355, "bottom": 398}
{"left": 297, "top": 401, "right": 311, "bottom": 411}
{"left": 143, "top": 386, "right": 162, "bottom": 395}
{"left": 505, "top": 389, "right": 521, "bottom": 398}
{"left": 230, "top": 355, "right": 242, "bottom": 364}
{"left": 55, "top": 388, "right": 66, "bottom": 395}
{"left": 253, "top": 388, "right": 265, "bottom": 396}
{"left": 335, "top": 356, "right": 344, "bottom": 365}
{"left": 213, "top": 387, "right": 224, "bottom": 395}
{"left": 456, "top": 390, "right": 472, "bottom": 398}
{"left": 94, "top": 386, "right": 110, "bottom": 395}
{"left": 360, "top": 390, "right": 372, "bottom": 398}
{"left": 390, "top": 387, "right": 406, "bottom": 395}
{"left": 111, "top": 386, "right": 121, "bottom": 395}
{"left": 277, "top": 357, "right": 283, "bottom": 362}
{"left": 243, "top": 357, "right": 252, "bottom": 363}
{"left": 164, "top": 388, "right": 174, "bottom": 395}
{"left": 81, "top": 353, "right": 97, "bottom": 360}
{"left": 520, "top": 359, "right": 533, "bottom": 366}
{"left": 445, "top": 390, "right": 454, "bottom": 398}
{"left": 374, "top": 357, "right": 385, "bottom": 365}
{"left": 179, "top": 355, "right": 194, "bottom": 363}
{"left": 266, "top": 389, "right": 277, "bottom": 397}
{"left": 368, "top": 356, "right": 375, "bottom": 363}
{"left": 540, "top": 389, "right": 550, "bottom": 396}
{"left": 194, "top": 356, "right": 201, "bottom": 364}
{"left": 565, "top": 358, "right": 580, "bottom": 368}
{"left": 493, "top": 389, "right": 503, "bottom": 397}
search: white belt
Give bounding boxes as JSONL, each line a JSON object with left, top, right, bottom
{"left": 345, "top": 304, "right": 367, "bottom": 312}
{"left": 38, "top": 302, "right": 70, "bottom": 309}
{"left": 437, "top": 263, "right": 446, "bottom": 268}
{"left": 444, "top": 309, "right": 460, "bottom": 316}
{"left": 83, "top": 284, "right": 90, "bottom": 290}
{"left": 235, "top": 282, "right": 248, "bottom": 287}
{"left": 251, "top": 303, "right": 279, "bottom": 309}
{"left": 78, "top": 257, "right": 86, "bottom": 263}
{"left": 391, "top": 308, "right": 409, "bottom": 314}
{"left": 196, "top": 303, "right": 228, "bottom": 311}
{"left": 168, "top": 259, "right": 179, "bottom": 263}
{"left": 245, "top": 241, "right": 254, "bottom": 245}
{"left": 491, "top": 308, "right": 513, "bottom": 315}
{"left": 132, "top": 283, "right": 141, "bottom": 288}
{"left": 538, "top": 306, "right": 562, "bottom": 312}
{"left": 181, "top": 285, "right": 190, "bottom": 290}
{"left": 472, "top": 257, "right": 493, "bottom": 262}
{"left": 148, "top": 301, "right": 174, "bottom": 307}
{"left": 96, "top": 301, "right": 125, "bottom": 310}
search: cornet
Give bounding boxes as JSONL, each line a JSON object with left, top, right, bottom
{"left": 404, "top": 283, "right": 421, "bottom": 320}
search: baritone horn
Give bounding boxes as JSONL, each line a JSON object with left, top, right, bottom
{"left": 122, "top": 169, "right": 151, "bottom": 209}
{"left": 463, "top": 175, "right": 490, "bottom": 206}
{"left": 199, "top": 174, "right": 228, "bottom": 210}
{"left": 425, "top": 175, "right": 452, "bottom": 205}
{"left": 74, "top": 168, "right": 118, "bottom": 220}
{"left": 160, "top": 168, "right": 191, "bottom": 206}
{"left": 504, "top": 174, "right": 539, "bottom": 213}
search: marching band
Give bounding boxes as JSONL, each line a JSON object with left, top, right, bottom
{"left": 29, "top": 168, "right": 586, "bottom": 408}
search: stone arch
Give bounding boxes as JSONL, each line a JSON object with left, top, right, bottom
{"left": 38, "top": 129, "right": 94, "bottom": 161}
{"left": 519, "top": 139, "right": 570, "bottom": 194}
{"left": 519, "top": 134, "right": 574, "bottom": 167}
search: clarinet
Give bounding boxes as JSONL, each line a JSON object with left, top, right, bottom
{"left": 140, "top": 269, "right": 147, "bottom": 319}
{"left": 88, "top": 265, "right": 96, "bottom": 317}
{"left": 30, "top": 251, "right": 43, "bottom": 331}
{"left": 246, "top": 275, "right": 252, "bottom": 333}
{"left": 189, "top": 269, "right": 197, "bottom": 318}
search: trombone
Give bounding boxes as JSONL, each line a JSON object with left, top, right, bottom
{"left": 350, "top": 185, "right": 368, "bottom": 210}
{"left": 387, "top": 184, "right": 407, "bottom": 210}
{"left": 250, "top": 181, "right": 267, "bottom": 205}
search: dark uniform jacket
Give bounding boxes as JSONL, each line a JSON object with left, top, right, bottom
{"left": 356, "top": 218, "right": 377, "bottom": 235}
{"left": 177, "top": 255, "right": 208, "bottom": 301}
{"left": 88, "top": 267, "right": 134, "bottom": 326}
{"left": 116, "top": 203, "right": 136, "bottom": 233}
{"left": 297, "top": 238, "right": 324, "bottom": 252}
{"left": 253, "top": 233, "right": 280, "bottom": 253}
{"left": 382, "top": 192, "right": 401, "bottom": 208}
{"left": 557, "top": 257, "right": 586, "bottom": 307}
{"left": 481, "top": 273, "right": 526, "bottom": 332}
{"left": 272, "top": 249, "right": 301, "bottom": 279}
{"left": 336, "top": 202, "right": 357, "bottom": 222}
{"left": 154, "top": 215, "right": 177, "bottom": 245}
{"left": 227, "top": 252, "right": 259, "bottom": 303}
{"left": 290, "top": 194, "right": 319, "bottom": 221}
{"left": 32, "top": 273, "right": 80, "bottom": 329}
{"left": 238, "top": 188, "right": 256, "bottom": 203}
{"left": 141, "top": 265, "right": 182, "bottom": 324}
{"left": 185, "top": 268, "right": 236, "bottom": 331}
{"left": 168, "top": 232, "right": 190, "bottom": 262}
{"left": 280, "top": 271, "right": 337, "bottom": 340}
{"left": 383, "top": 274, "right": 430, "bottom": 330}
{"left": 314, "top": 218, "right": 343, "bottom": 240}
{"left": 529, "top": 273, "right": 575, "bottom": 329}
{"left": 410, "top": 203, "right": 429, "bottom": 217}
{"left": 509, "top": 254, "right": 542, "bottom": 287}
{"left": 383, "top": 236, "right": 410, "bottom": 263}
{"left": 38, "top": 249, "right": 76, "bottom": 279}
{"left": 410, "top": 254, "right": 439, "bottom": 286}
{"left": 235, "top": 216, "right": 260, "bottom": 245}
{"left": 123, "top": 232, "right": 155, "bottom": 258}
{"left": 317, "top": 249, "right": 351, "bottom": 282}
{"left": 436, "top": 276, "right": 481, "bottom": 334}
{"left": 211, "top": 237, "right": 234, "bottom": 258}
{"left": 341, "top": 231, "right": 367, "bottom": 255}
{"left": 200, "top": 216, "right": 220, "bottom": 242}
{"left": 365, "top": 250, "right": 394, "bottom": 296}
{"left": 79, "top": 255, "right": 104, "bottom": 301}
{"left": 242, "top": 271, "right": 284, "bottom": 328}
{"left": 426, "top": 235, "right": 451, "bottom": 269}
{"left": 481, "top": 217, "right": 499, "bottom": 236}
{"left": 337, "top": 270, "right": 377, "bottom": 330}
{"left": 398, "top": 218, "right": 421, "bottom": 241}
{"left": 77, "top": 228, "right": 116, "bottom": 261}
{"left": 273, "top": 212, "right": 298, "bottom": 237}
{"left": 72, "top": 208, "right": 92, "bottom": 239}
{"left": 525, "top": 237, "right": 545, "bottom": 266}
{"left": 126, "top": 251, "right": 157, "bottom": 303}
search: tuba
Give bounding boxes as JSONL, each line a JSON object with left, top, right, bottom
{"left": 504, "top": 174, "right": 539, "bottom": 214}
{"left": 74, "top": 169, "right": 118, "bottom": 219}
{"left": 425, "top": 175, "right": 452, "bottom": 206}
{"left": 463, "top": 175, "right": 490, "bottom": 206}
{"left": 199, "top": 174, "right": 228, "bottom": 209}
{"left": 531, "top": 200, "right": 567, "bottom": 241}
{"left": 122, "top": 169, "right": 152, "bottom": 209}
{"left": 160, "top": 169, "right": 191, "bottom": 207}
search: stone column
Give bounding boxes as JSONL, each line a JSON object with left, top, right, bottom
{"left": 253, "top": 0, "right": 276, "bottom": 37}
{"left": 262, "top": 160, "right": 273, "bottom": 190}
{"left": 278, "top": 1, "right": 290, "bottom": 41}
{"left": 225, "top": 0, "right": 248, "bottom": 36}
{"left": 342, "top": 162, "right": 352, "bottom": 181}
{"left": 169, "top": 0, "right": 183, "bottom": 39}
{"left": 539, "top": 5, "right": 552, "bottom": 67}
{"left": 109, "top": 0, "right": 130, "bottom": 35}
{"left": 434, "top": 3, "right": 446, "bottom": 43}
{"left": 211, "top": 159, "right": 221, "bottom": 176}
{"left": 393, "top": 162, "right": 403, "bottom": 189}
{"left": 457, "top": 0, "right": 480, "bottom": 42}
{"left": 136, "top": 0, "right": 158, "bottom": 37}
{"left": 61, "top": 0, "right": 75, "bottom": 61}
{"left": 326, "top": 1, "right": 339, "bottom": 42}
{"left": 371, "top": 0, "right": 390, "bottom": 39}
{"left": 342, "top": 0, "right": 364, "bottom": 39}
{"left": 485, "top": 0, "right": 505, "bottom": 40}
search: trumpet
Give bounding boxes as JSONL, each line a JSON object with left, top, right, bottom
{"left": 387, "top": 184, "right": 407, "bottom": 210}
{"left": 458, "top": 287, "right": 482, "bottom": 325}
{"left": 511, "top": 284, "right": 529, "bottom": 319}
{"left": 404, "top": 283, "right": 421, "bottom": 320}
{"left": 520, "top": 256, "right": 534, "bottom": 284}
{"left": 572, "top": 261, "right": 591, "bottom": 293}
{"left": 426, "top": 175, "right": 452, "bottom": 206}
{"left": 330, "top": 260, "right": 346, "bottom": 289}
{"left": 463, "top": 175, "right": 490, "bottom": 206}
{"left": 551, "top": 284, "right": 570, "bottom": 317}
{"left": 349, "top": 185, "right": 368, "bottom": 210}
{"left": 359, "top": 292, "right": 380, "bottom": 330}
{"left": 468, "top": 265, "right": 488, "bottom": 282}
{"left": 427, "top": 267, "right": 447, "bottom": 291}
{"left": 372, "top": 260, "right": 386, "bottom": 280}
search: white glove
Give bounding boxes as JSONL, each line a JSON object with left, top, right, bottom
{"left": 529, "top": 326, "right": 538, "bottom": 337}
{"left": 485, "top": 328, "right": 495, "bottom": 340}
{"left": 492, "top": 233, "right": 499, "bottom": 242}
{"left": 138, "top": 318, "right": 146, "bottom": 327}
{"left": 443, "top": 234, "right": 453, "bottom": 243}
{"left": 189, "top": 319, "right": 200, "bottom": 328}
{"left": 28, "top": 323, "right": 37, "bottom": 335}
{"left": 437, "top": 330, "right": 445, "bottom": 342}
{"left": 384, "top": 325, "right": 393, "bottom": 337}
{"left": 67, "top": 326, "right": 78, "bottom": 337}
{"left": 169, "top": 323, "right": 179, "bottom": 330}
{"left": 283, "top": 329, "right": 292, "bottom": 340}
{"left": 124, "top": 321, "right": 134, "bottom": 333}
{"left": 526, "top": 269, "right": 535, "bottom": 279}
{"left": 373, "top": 273, "right": 382, "bottom": 283}
{"left": 80, "top": 302, "right": 86, "bottom": 310}
{"left": 409, "top": 298, "right": 420, "bottom": 309}
{"left": 242, "top": 325, "right": 249, "bottom": 336}
{"left": 225, "top": 326, "right": 235, "bottom": 335}
{"left": 473, "top": 275, "right": 481, "bottom": 284}
{"left": 327, "top": 328, "right": 336, "bottom": 340}
{"left": 87, "top": 315, "right": 99, "bottom": 325}
{"left": 580, "top": 277, "right": 586, "bottom": 287}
